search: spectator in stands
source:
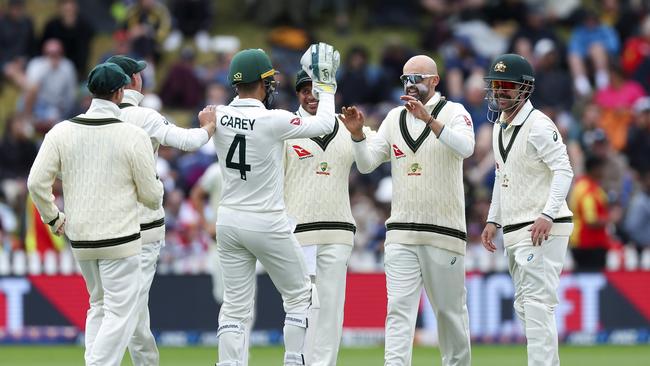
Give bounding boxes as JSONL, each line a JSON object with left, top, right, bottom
{"left": 337, "top": 45, "right": 385, "bottom": 107}
{"left": 0, "top": 114, "right": 37, "bottom": 182}
{"left": 531, "top": 39, "right": 574, "bottom": 114}
{"left": 625, "top": 97, "right": 650, "bottom": 174}
{"left": 0, "top": 0, "right": 35, "bottom": 88}
{"left": 40, "top": 0, "right": 95, "bottom": 79}
{"left": 593, "top": 61, "right": 645, "bottom": 152}
{"left": 167, "top": 0, "right": 213, "bottom": 52}
{"left": 20, "top": 39, "right": 77, "bottom": 129}
{"left": 122, "top": 0, "right": 171, "bottom": 63}
{"left": 567, "top": 9, "right": 620, "bottom": 97}
{"left": 508, "top": 3, "right": 560, "bottom": 62}
{"left": 159, "top": 46, "right": 204, "bottom": 109}
{"left": 623, "top": 170, "right": 650, "bottom": 251}
{"left": 570, "top": 155, "right": 611, "bottom": 270}
{"left": 621, "top": 16, "right": 650, "bottom": 79}
{"left": 441, "top": 35, "right": 489, "bottom": 100}
{"left": 458, "top": 73, "right": 488, "bottom": 132}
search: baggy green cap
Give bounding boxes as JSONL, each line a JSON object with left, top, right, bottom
{"left": 87, "top": 62, "right": 131, "bottom": 95}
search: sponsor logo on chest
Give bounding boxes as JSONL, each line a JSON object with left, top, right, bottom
{"left": 392, "top": 144, "right": 406, "bottom": 159}
{"left": 292, "top": 145, "right": 313, "bottom": 159}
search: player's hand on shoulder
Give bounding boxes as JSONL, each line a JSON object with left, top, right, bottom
{"left": 198, "top": 105, "right": 218, "bottom": 136}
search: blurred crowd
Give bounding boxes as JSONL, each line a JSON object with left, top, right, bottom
{"left": 1, "top": 0, "right": 650, "bottom": 274}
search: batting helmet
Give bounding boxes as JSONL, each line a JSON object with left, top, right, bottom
{"left": 484, "top": 53, "right": 534, "bottom": 84}
{"left": 228, "top": 49, "right": 276, "bottom": 85}
{"left": 484, "top": 54, "right": 535, "bottom": 123}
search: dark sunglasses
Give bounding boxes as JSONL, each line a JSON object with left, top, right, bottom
{"left": 489, "top": 80, "right": 518, "bottom": 90}
{"left": 400, "top": 74, "right": 436, "bottom": 85}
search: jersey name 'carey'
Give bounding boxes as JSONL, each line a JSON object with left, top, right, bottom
{"left": 220, "top": 115, "right": 256, "bottom": 130}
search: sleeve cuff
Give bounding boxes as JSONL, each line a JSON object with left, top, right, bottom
{"left": 47, "top": 212, "right": 60, "bottom": 226}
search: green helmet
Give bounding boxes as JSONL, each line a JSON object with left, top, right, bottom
{"left": 484, "top": 53, "right": 535, "bottom": 84}
{"left": 228, "top": 49, "right": 276, "bottom": 85}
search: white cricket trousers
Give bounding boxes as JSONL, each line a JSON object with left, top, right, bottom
{"left": 128, "top": 240, "right": 164, "bottom": 366}
{"left": 78, "top": 254, "right": 141, "bottom": 366}
{"left": 384, "top": 244, "right": 471, "bottom": 366}
{"left": 507, "top": 235, "right": 569, "bottom": 366}
{"left": 217, "top": 224, "right": 312, "bottom": 366}
{"left": 303, "top": 244, "right": 353, "bottom": 366}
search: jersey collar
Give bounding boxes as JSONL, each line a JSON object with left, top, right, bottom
{"left": 296, "top": 106, "right": 312, "bottom": 117}
{"left": 423, "top": 92, "right": 442, "bottom": 111}
{"left": 503, "top": 100, "right": 534, "bottom": 127}
{"left": 79, "top": 98, "right": 122, "bottom": 119}
{"left": 230, "top": 98, "right": 264, "bottom": 108}
{"left": 121, "top": 89, "right": 144, "bottom": 107}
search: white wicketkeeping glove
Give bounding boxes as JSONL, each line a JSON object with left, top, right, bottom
{"left": 300, "top": 42, "right": 340, "bottom": 99}
{"left": 48, "top": 212, "right": 66, "bottom": 236}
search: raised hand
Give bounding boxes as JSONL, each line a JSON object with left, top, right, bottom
{"left": 339, "top": 106, "right": 365, "bottom": 140}
{"left": 300, "top": 42, "right": 340, "bottom": 99}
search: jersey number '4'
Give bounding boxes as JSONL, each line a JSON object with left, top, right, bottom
{"left": 226, "top": 134, "right": 251, "bottom": 180}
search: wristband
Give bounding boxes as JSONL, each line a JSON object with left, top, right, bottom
{"left": 486, "top": 221, "right": 502, "bottom": 228}
{"left": 540, "top": 213, "right": 553, "bottom": 222}
{"left": 351, "top": 133, "right": 366, "bottom": 142}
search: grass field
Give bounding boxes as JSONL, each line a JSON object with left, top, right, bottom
{"left": 2, "top": 345, "right": 649, "bottom": 365}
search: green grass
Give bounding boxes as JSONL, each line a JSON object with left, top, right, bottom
{"left": 1, "top": 345, "right": 648, "bottom": 365}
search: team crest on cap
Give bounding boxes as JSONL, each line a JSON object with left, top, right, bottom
{"left": 494, "top": 61, "right": 507, "bottom": 72}
{"left": 233, "top": 72, "right": 243, "bottom": 81}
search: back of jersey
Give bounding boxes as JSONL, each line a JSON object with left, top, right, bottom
{"left": 214, "top": 98, "right": 289, "bottom": 213}
{"left": 213, "top": 95, "right": 336, "bottom": 217}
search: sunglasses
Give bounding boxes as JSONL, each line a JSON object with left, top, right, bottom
{"left": 490, "top": 80, "right": 518, "bottom": 90}
{"left": 400, "top": 74, "right": 436, "bottom": 85}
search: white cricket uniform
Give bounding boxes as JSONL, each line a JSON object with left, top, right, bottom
{"left": 284, "top": 106, "right": 371, "bottom": 366}
{"left": 486, "top": 100, "right": 573, "bottom": 366}
{"left": 213, "top": 93, "right": 336, "bottom": 366}
{"left": 198, "top": 162, "right": 225, "bottom": 303}
{"left": 27, "top": 98, "right": 163, "bottom": 366}
{"left": 351, "top": 92, "right": 474, "bottom": 366}
{"left": 119, "top": 89, "right": 211, "bottom": 366}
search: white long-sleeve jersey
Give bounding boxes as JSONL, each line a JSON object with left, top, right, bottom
{"left": 27, "top": 99, "right": 163, "bottom": 260}
{"left": 486, "top": 101, "right": 573, "bottom": 247}
{"left": 214, "top": 93, "right": 336, "bottom": 232}
{"left": 283, "top": 106, "right": 371, "bottom": 246}
{"left": 351, "top": 93, "right": 475, "bottom": 255}
{"left": 120, "top": 89, "right": 210, "bottom": 243}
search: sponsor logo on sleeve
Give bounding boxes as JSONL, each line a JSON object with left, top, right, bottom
{"left": 463, "top": 115, "right": 472, "bottom": 126}
{"left": 290, "top": 117, "right": 302, "bottom": 126}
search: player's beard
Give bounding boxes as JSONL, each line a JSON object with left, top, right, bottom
{"left": 404, "top": 83, "right": 429, "bottom": 102}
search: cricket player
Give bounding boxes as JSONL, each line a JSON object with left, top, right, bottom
{"left": 190, "top": 162, "right": 225, "bottom": 303}
{"left": 211, "top": 44, "right": 340, "bottom": 366}
{"left": 27, "top": 62, "right": 163, "bottom": 366}
{"left": 106, "top": 54, "right": 217, "bottom": 366}
{"left": 340, "top": 55, "right": 474, "bottom": 366}
{"left": 480, "top": 54, "right": 574, "bottom": 366}
{"left": 284, "top": 70, "right": 371, "bottom": 366}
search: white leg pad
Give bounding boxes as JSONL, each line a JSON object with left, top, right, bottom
{"left": 217, "top": 321, "right": 247, "bottom": 365}
{"left": 285, "top": 313, "right": 309, "bottom": 329}
{"left": 284, "top": 351, "right": 305, "bottom": 365}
